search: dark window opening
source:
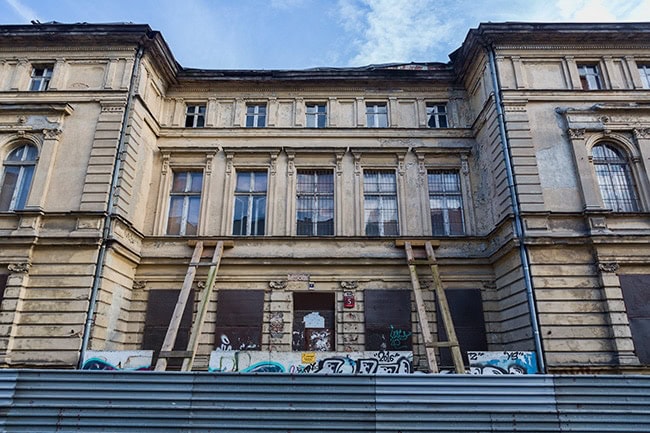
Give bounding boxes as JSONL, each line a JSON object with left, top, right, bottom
{"left": 364, "top": 289, "right": 412, "bottom": 351}
{"left": 292, "top": 292, "right": 335, "bottom": 351}
{"left": 437, "top": 289, "right": 487, "bottom": 368}
{"left": 215, "top": 290, "right": 264, "bottom": 351}
{"left": 620, "top": 274, "right": 650, "bottom": 364}
{"left": 142, "top": 289, "right": 194, "bottom": 371}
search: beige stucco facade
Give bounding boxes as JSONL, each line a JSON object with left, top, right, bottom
{"left": 0, "top": 22, "right": 648, "bottom": 373}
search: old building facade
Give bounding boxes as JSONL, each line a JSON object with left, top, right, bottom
{"left": 0, "top": 22, "right": 648, "bottom": 374}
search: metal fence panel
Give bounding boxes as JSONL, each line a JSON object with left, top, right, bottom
{"left": 1, "top": 371, "right": 650, "bottom": 433}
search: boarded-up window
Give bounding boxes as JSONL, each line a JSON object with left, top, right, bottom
{"left": 142, "top": 289, "right": 194, "bottom": 371}
{"left": 292, "top": 292, "right": 335, "bottom": 351}
{"left": 365, "top": 290, "right": 412, "bottom": 351}
{"left": 215, "top": 290, "right": 264, "bottom": 351}
{"left": 438, "top": 289, "right": 487, "bottom": 367}
{"left": 0, "top": 273, "right": 7, "bottom": 301}
{"left": 620, "top": 275, "right": 650, "bottom": 364}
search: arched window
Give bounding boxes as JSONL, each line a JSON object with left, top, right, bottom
{"left": 0, "top": 144, "right": 38, "bottom": 211}
{"left": 592, "top": 142, "right": 640, "bottom": 212}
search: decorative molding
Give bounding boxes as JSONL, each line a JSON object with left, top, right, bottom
{"left": 132, "top": 280, "right": 147, "bottom": 290}
{"left": 633, "top": 128, "right": 650, "bottom": 139}
{"left": 225, "top": 152, "right": 234, "bottom": 174}
{"left": 397, "top": 152, "right": 406, "bottom": 176}
{"left": 416, "top": 152, "right": 426, "bottom": 175}
{"left": 43, "top": 128, "right": 62, "bottom": 140}
{"left": 269, "top": 280, "right": 287, "bottom": 289}
{"left": 340, "top": 280, "right": 358, "bottom": 290}
{"left": 352, "top": 152, "right": 362, "bottom": 176}
{"left": 285, "top": 151, "right": 294, "bottom": 176}
{"left": 335, "top": 151, "right": 345, "bottom": 176}
{"left": 205, "top": 152, "right": 215, "bottom": 175}
{"left": 568, "top": 128, "right": 586, "bottom": 139}
{"left": 8, "top": 263, "right": 30, "bottom": 273}
{"left": 598, "top": 262, "right": 620, "bottom": 273}
{"left": 161, "top": 152, "right": 170, "bottom": 175}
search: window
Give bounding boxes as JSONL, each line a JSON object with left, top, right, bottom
{"left": 292, "top": 292, "right": 335, "bottom": 351}
{"left": 365, "top": 290, "right": 412, "bottom": 351}
{"left": 366, "top": 103, "right": 388, "bottom": 127}
{"left": 306, "top": 103, "right": 327, "bottom": 128}
{"left": 428, "top": 171, "right": 465, "bottom": 235}
{"left": 233, "top": 171, "right": 267, "bottom": 235}
{"left": 143, "top": 289, "right": 194, "bottom": 371}
{"left": 619, "top": 275, "right": 650, "bottom": 364}
{"left": 426, "top": 103, "right": 448, "bottom": 128}
{"left": 578, "top": 64, "right": 602, "bottom": 90}
{"left": 0, "top": 144, "right": 38, "bottom": 211}
{"left": 363, "top": 170, "right": 398, "bottom": 236}
{"left": 166, "top": 171, "right": 202, "bottom": 235}
{"left": 185, "top": 104, "right": 205, "bottom": 128}
{"left": 29, "top": 65, "right": 53, "bottom": 91}
{"left": 215, "top": 290, "right": 264, "bottom": 351}
{"left": 592, "top": 143, "right": 640, "bottom": 212}
{"left": 639, "top": 65, "right": 650, "bottom": 89}
{"left": 245, "top": 104, "right": 266, "bottom": 128}
{"left": 296, "top": 170, "right": 334, "bottom": 236}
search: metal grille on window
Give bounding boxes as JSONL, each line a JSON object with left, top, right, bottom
{"left": 166, "top": 171, "right": 202, "bottom": 235}
{"left": 363, "top": 170, "right": 399, "bottom": 236}
{"left": 428, "top": 170, "right": 465, "bottom": 236}
{"left": 592, "top": 143, "right": 640, "bottom": 212}
{"left": 296, "top": 170, "right": 334, "bottom": 236}
{"left": 0, "top": 144, "right": 38, "bottom": 211}
{"left": 233, "top": 171, "right": 267, "bottom": 235}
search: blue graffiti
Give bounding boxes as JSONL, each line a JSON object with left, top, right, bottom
{"left": 81, "top": 358, "right": 150, "bottom": 371}
{"left": 241, "top": 361, "right": 286, "bottom": 373}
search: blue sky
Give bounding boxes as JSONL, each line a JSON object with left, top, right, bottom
{"left": 3, "top": 0, "right": 650, "bottom": 70}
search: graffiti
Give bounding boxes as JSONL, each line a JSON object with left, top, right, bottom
{"left": 81, "top": 351, "right": 153, "bottom": 370}
{"left": 468, "top": 351, "right": 538, "bottom": 375}
{"left": 308, "top": 329, "right": 332, "bottom": 351}
{"left": 219, "top": 334, "right": 232, "bottom": 351}
{"left": 389, "top": 325, "right": 412, "bottom": 350}
{"left": 209, "top": 350, "right": 413, "bottom": 374}
{"left": 269, "top": 312, "right": 284, "bottom": 338}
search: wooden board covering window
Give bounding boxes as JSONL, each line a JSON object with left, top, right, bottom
{"left": 364, "top": 289, "right": 412, "bottom": 351}
{"left": 214, "top": 290, "right": 264, "bottom": 351}
{"left": 619, "top": 274, "right": 650, "bottom": 364}
{"left": 142, "top": 289, "right": 194, "bottom": 371}
{"left": 0, "top": 274, "right": 7, "bottom": 301}
{"left": 438, "top": 288, "right": 487, "bottom": 367}
{"left": 292, "top": 292, "right": 335, "bottom": 351}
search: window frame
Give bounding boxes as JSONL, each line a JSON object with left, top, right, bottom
{"left": 638, "top": 64, "right": 650, "bottom": 89}
{"left": 427, "top": 170, "right": 465, "bottom": 236}
{"left": 184, "top": 104, "right": 206, "bottom": 128}
{"left": 296, "top": 169, "right": 335, "bottom": 236}
{"left": 0, "top": 144, "right": 38, "bottom": 212}
{"left": 166, "top": 170, "right": 203, "bottom": 236}
{"left": 426, "top": 103, "right": 448, "bottom": 128}
{"left": 245, "top": 103, "right": 267, "bottom": 128}
{"left": 591, "top": 142, "right": 641, "bottom": 212}
{"left": 365, "top": 102, "right": 388, "bottom": 128}
{"left": 577, "top": 64, "right": 603, "bottom": 90}
{"left": 363, "top": 169, "right": 399, "bottom": 236}
{"left": 29, "top": 65, "right": 53, "bottom": 91}
{"left": 232, "top": 169, "right": 268, "bottom": 236}
{"left": 305, "top": 103, "right": 327, "bottom": 128}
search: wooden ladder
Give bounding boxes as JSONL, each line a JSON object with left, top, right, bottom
{"left": 154, "top": 240, "right": 232, "bottom": 371}
{"left": 397, "top": 240, "right": 465, "bottom": 374}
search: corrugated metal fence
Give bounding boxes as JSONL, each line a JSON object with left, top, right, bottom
{"left": 0, "top": 370, "right": 649, "bottom": 432}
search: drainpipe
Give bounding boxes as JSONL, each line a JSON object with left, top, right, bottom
{"left": 78, "top": 44, "right": 145, "bottom": 368}
{"left": 486, "top": 45, "right": 546, "bottom": 373}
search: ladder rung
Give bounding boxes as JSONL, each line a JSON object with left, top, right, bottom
{"left": 431, "top": 341, "right": 460, "bottom": 348}
{"left": 159, "top": 350, "right": 192, "bottom": 359}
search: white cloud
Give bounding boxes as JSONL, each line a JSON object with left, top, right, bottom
{"left": 339, "top": 0, "right": 462, "bottom": 66}
{"left": 5, "top": 0, "right": 41, "bottom": 22}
